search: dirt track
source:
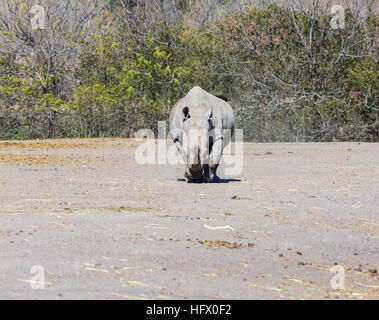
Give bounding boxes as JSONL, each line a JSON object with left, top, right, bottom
{"left": 0, "top": 139, "right": 378, "bottom": 300}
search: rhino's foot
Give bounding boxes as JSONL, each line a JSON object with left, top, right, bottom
{"left": 184, "top": 169, "right": 219, "bottom": 183}
{"left": 184, "top": 171, "right": 192, "bottom": 179}
{"left": 205, "top": 174, "right": 219, "bottom": 183}
{"left": 211, "top": 175, "right": 220, "bottom": 182}
{"left": 184, "top": 170, "right": 205, "bottom": 183}
{"left": 208, "top": 166, "right": 220, "bottom": 182}
{"left": 202, "top": 170, "right": 219, "bottom": 183}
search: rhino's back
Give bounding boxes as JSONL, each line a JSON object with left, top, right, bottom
{"left": 169, "top": 86, "right": 234, "bottom": 130}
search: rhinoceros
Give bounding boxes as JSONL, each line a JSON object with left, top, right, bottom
{"left": 169, "top": 86, "right": 235, "bottom": 182}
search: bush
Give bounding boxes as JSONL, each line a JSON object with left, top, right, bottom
{"left": 0, "top": 1, "right": 377, "bottom": 141}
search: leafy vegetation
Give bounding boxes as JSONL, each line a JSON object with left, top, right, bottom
{"left": 0, "top": 0, "right": 378, "bottom": 141}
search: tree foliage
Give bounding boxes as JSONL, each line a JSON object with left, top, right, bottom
{"left": 0, "top": 0, "right": 378, "bottom": 141}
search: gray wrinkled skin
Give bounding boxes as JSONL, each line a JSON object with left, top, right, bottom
{"left": 169, "top": 86, "right": 235, "bottom": 182}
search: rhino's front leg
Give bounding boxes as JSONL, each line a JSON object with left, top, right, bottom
{"left": 209, "top": 136, "right": 223, "bottom": 181}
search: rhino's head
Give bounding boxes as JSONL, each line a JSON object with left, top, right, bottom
{"left": 180, "top": 104, "right": 213, "bottom": 179}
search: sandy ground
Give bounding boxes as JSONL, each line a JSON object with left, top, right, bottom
{"left": 0, "top": 138, "right": 378, "bottom": 300}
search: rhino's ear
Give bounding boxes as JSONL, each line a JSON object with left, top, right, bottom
{"left": 182, "top": 107, "right": 190, "bottom": 121}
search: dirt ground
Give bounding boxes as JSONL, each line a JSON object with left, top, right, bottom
{"left": 0, "top": 138, "right": 378, "bottom": 300}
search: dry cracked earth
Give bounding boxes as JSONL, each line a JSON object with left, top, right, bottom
{"left": 0, "top": 138, "right": 378, "bottom": 300}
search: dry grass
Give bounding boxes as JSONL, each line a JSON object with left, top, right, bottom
{"left": 0, "top": 153, "right": 97, "bottom": 165}
{"left": 0, "top": 138, "right": 135, "bottom": 151}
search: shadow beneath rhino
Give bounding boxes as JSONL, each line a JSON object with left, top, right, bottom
{"left": 209, "top": 178, "right": 241, "bottom": 184}
{"left": 177, "top": 178, "right": 241, "bottom": 184}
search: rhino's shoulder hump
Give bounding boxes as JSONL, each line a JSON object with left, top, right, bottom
{"left": 188, "top": 86, "right": 205, "bottom": 94}
{"left": 186, "top": 86, "right": 208, "bottom": 100}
